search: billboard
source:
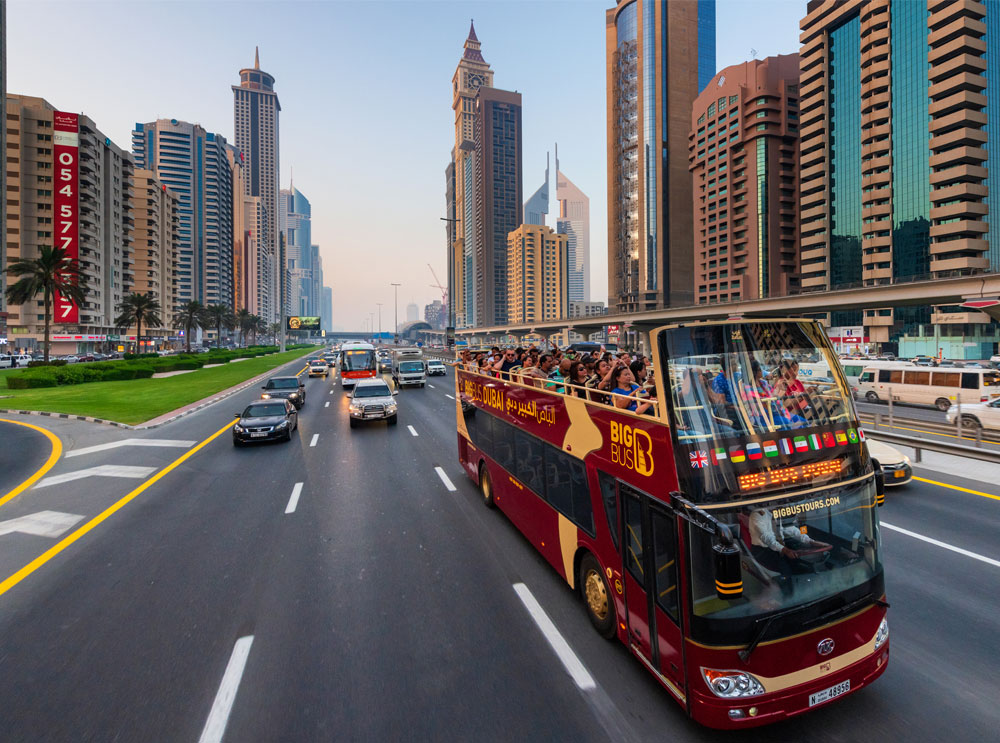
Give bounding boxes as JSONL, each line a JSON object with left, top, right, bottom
{"left": 287, "top": 316, "right": 321, "bottom": 331}
{"left": 53, "top": 112, "right": 80, "bottom": 324}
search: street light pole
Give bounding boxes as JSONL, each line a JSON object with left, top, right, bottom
{"left": 369, "top": 312, "right": 374, "bottom": 344}
{"left": 390, "top": 282, "right": 401, "bottom": 345}
{"left": 440, "top": 217, "right": 460, "bottom": 349}
{"left": 376, "top": 303, "right": 383, "bottom": 341}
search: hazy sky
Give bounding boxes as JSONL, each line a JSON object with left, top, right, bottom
{"left": 7, "top": 0, "right": 802, "bottom": 331}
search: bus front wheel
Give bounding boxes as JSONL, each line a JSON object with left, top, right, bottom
{"left": 866, "top": 392, "right": 880, "bottom": 403}
{"left": 479, "top": 462, "right": 495, "bottom": 508}
{"left": 579, "top": 554, "right": 616, "bottom": 639}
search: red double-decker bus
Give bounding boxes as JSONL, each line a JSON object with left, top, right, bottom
{"left": 339, "top": 342, "right": 378, "bottom": 388}
{"left": 455, "top": 319, "right": 888, "bottom": 728}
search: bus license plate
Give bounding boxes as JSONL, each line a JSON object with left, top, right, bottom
{"left": 809, "top": 680, "right": 850, "bottom": 707}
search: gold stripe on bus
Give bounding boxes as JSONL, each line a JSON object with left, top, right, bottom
{"left": 697, "top": 473, "right": 872, "bottom": 511}
{"left": 557, "top": 514, "right": 577, "bottom": 591}
{"left": 686, "top": 603, "right": 878, "bottom": 650}
{"left": 715, "top": 585, "right": 743, "bottom": 595}
{"left": 750, "top": 624, "right": 882, "bottom": 693}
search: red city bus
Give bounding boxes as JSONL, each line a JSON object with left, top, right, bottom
{"left": 339, "top": 342, "right": 378, "bottom": 388}
{"left": 454, "top": 319, "right": 888, "bottom": 728}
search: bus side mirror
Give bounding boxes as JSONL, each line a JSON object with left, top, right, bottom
{"left": 713, "top": 542, "right": 743, "bottom": 600}
{"left": 872, "top": 459, "right": 886, "bottom": 507}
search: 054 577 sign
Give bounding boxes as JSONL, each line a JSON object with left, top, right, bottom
{"left": 52, "top": 111, "right": 80, "bottom": 324}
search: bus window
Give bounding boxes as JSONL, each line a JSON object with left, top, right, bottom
{"left": 650, "top": 509, "right": 679, "bottom": 621}
{"left": 544, "top": 446, "right": 575, "bottom": 518}
{"left": 878, "top": 370, "right": 891, "bottom": 383}
{"left": 514, "top": 430, "right": 544, "bottom": 493}
{"left": 984, "top": 372, "right": 1000, "bottom": 388}
{"left": 493, "top": 419, "right": 515, "bottom": 471}
{"left": 623, "top": 492, "right": 645, "bottom": 588}
{"left": 905, "top": 371, "right": 930, "bottom": 385}
{"left": 932, "top": 372, "right": 960, "bottom": 388}
{"left": 962, "top": 373, "right": 979, "bottom": 390}
{"left": 888, "top": 370, "right": 903, "bottom": 384}
{"left": 599, "top": 473, "right": 619, "bottom": 551}
{"left": 860, "top": 371, "right": 875, "bottom": 383}
{"left": 569, "top": 460, "right": 594, "bottom": 535}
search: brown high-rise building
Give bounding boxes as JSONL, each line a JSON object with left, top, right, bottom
{"left": 799, "top": 0, "right": 1000, "bottom": 353}
{"left": 689, "top": 55, "right": 801, "bottom": 305}
{"left": 507, "top": 224, "right": 569, "bottom": 324}
{"left": 131, "top": 169, "right": 179, "bottom": 332}
{"left": 606, "top": 0, "right": 716, "bottom": 314}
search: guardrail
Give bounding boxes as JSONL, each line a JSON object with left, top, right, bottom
{"left": 860, "top": 410, "right": 1000, "bottom": 447}
{"left": 866, "top": 428, "right": 1000, "bottom": 465}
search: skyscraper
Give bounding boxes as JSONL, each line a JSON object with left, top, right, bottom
{"left": 233, "top": 47, "right": 281, "bottom": 322}
{"left": 524, "top": 152, "right": 550, "bottom": 226}
{"left": 799, "top": 0, "right": 1000, "bottom": 356}
{"left": 321, "top": 285, "right": 333, "bottom": 332}
{"left": 406, "top": 302, "right": 419, "bottom": 322}
{"left": 131, "top": 169, "right": 179, "bottom": 331}
{"left": 606, "top": 0, "right": 716, "bottom": 313}
{"left": 474, "top": 87, "right": 523, "bottom": 327}
{"left": 689, "top": 55, "right": 800, "bottom": 305}
{"left": 507, "top": 224, "right": 569, "bottom": 323}
{"left": 279, "top": 185, "right": 313, "bottom": 316}
{"left": 555, "top": 146, "right": 591, "bottom": 302}
{"left": 447, "top": 22, "right": 494, "bottom": 328}
{"left": 132, "top": 119, "right": 234, "bottom": 309}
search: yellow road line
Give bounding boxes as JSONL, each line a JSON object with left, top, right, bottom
{"left": 913, "top": 476, "right": 1000, "bottom": 502}
{"left": 0, "top": 418, "right": 63, "bottom": 510}
{"left": 0, "top": 417, "right": 235, "bottom": 599}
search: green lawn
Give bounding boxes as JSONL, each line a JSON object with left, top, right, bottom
{"left": 0, "top": 348, "right": 315, "bottom": 425}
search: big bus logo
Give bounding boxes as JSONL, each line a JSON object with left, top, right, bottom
{"left": 609, "top": 421, "right": 654, "bottom": 476}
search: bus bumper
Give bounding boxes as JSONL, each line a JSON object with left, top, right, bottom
{"left": 689, "top": 641, "right": 889, "bottom": 729}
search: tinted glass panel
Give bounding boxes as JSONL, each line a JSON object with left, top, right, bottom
{"left": 493, "top": 418, "right": 515, "bottom": 471}
{"left": 570, "top": 463, "right": 594, "bottom": 535}
{"left": 599, "top": 472, "right": 619, "bottom": 551}
{"left": 878, "top": 370, "right": 891, "bottom": 383}
{"left": 650, "top": 509, "right": 679, "bottom": 621}
{"left": 623, "top": 493, "right": 645, "bottom": 588}
{"left": 962, "top": 373, "right": 979, "bottom": 390}
{"left": 544, "top": 447, "right": 574, "bottom": 516}
{"left": 515, "top": 431, "right": 544, "bottom": 493}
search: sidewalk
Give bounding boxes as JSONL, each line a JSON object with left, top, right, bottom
{"left": 870, "top": 437, "right": 1000, "bottom": 488}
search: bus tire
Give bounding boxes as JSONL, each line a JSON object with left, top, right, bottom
{"left": 479, "top": 462, "right": 495, "bottom": 509}
{"left": 865, "top": 392, "right": 880, "bottom": 403}
{"left": 935, "top": 398, "right": 951, "bottom": 412}
{"left": 579, "top": 553, "right": 616, "bottom": 639}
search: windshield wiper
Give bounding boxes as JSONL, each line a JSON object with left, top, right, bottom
{"left": 739, "top": 595, "right": 835, "bottom": 664}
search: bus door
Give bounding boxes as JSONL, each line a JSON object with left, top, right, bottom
{"left": 620, "top": 483, "right": 685, "bottom": 697}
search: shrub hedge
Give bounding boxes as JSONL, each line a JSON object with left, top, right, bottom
{"left": 26, "top": 360, "right": 68, "bottom": 368}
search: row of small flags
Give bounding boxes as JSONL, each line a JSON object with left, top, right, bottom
{"left": 689, "top": 429, "right": 865, "bottom": 468}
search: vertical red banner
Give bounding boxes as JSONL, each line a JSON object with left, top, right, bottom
{"left": 52, "top": 111, "right": 80, "bottom": 324}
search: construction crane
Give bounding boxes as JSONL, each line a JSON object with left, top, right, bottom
{"left": 428, "top": 264, "right": 448, "bottom": 308}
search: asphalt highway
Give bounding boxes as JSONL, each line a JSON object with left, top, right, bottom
{"left": 0, "top": 360, "right": 997, "bottom": 742}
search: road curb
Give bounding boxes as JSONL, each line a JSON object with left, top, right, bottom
{"left": 0, "top": 351, "right": 312, "bottom": 431}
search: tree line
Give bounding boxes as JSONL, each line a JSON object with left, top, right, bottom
{"left": 5, "top": 245, "right": 280, "bottom": 361}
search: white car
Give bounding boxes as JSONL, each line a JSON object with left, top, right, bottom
{"left": 427, "top": 359, "right": 447, "bottom": 376}
{"left": 866, "top": 439, "right": 912, "bottom": 487}
{"left": 946, "top": 398, "right": 1000, "bottom": 433}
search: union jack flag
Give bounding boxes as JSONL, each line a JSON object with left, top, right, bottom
{"left": 690, "top": 450, "right": 709, "bottom": 468}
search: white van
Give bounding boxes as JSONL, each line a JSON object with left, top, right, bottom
{"left": 392, "top": 348, "right": 426, "bottom": 388}
{"left": 856, "top": 365, "right": 1000, "bottom": 411}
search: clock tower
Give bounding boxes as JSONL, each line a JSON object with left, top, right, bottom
{"left": 449, "top": 21, "right": 493, "bottom": 327}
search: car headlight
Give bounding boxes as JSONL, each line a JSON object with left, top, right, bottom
{"left": 275, "top": 420, "right": 289, "bottom": 430}
{"left": 874, "top": 617, "right": 889, "bottom": 651}
{"left": 289, "top": 392, "right": 299, "bottom": 399}
{"left": 901, "top": 455, "right": 911, "bottom": 466}
{"left": 261, "top": 393, "right": 271, "bottom": 399}
{"left": 387, "top": 403, "right": 397, "bottom": 412}
{"left": 702, "top": 669, "right": 765, "bottom": 698}
{"left": 350, "top": 403, "right": 362, "bottom": 412}
{"left": 233, "top": 423, "right": 245, "bottom": 432}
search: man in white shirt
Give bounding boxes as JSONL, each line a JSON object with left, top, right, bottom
{"left": 748, "top": 507, "right": 831, "bottom": 579}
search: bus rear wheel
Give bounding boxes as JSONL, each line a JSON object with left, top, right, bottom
{"left": 935, "top": 398, "right": 951, "bottom": 412}
{"left": 579, "top": 554, "right": 615, "bottom": 639}
{"left": 866, "top": 392, "right": 880, "bottom": 403}
{"left": 479, "top": 462, "right": 495, "bottom": 508}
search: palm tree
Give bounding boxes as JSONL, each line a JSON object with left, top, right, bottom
{"left": 176, "top": 300, "right": 205, "bottom": 352}
{"left": 268, "top": 322, "right": 281, "bottom": 345}
{"left": 248, "top": 314, "right": 266, "bottom": 346}
{"left": 5, "top": 245, "right": 89, "bottom": 362}
{"left": 202, "top": 304, "right": 235, "bottom": 348}
{"left": 235, "top": 308, "right": 253, "bottom": 347}
{"left": 115, "top": 292, "right": 162, "bottom": 354}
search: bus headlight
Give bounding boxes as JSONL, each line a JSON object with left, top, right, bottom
{"left": 702, "top": 669, "right": 765, "bottom": 698}
{"left": 874, "top": 617, "right": 889, "bottom": 651}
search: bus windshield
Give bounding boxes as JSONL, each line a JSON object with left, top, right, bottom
{"left": 343, "top": 350, "right": 375, "bottom": 372}
{"left": 661, "top": 322, "right": 868, "bottom": 504}
{"left": 686, "top": 479, "right": 883, "bottom": 644}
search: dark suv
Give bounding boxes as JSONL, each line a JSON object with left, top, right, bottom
{"left": 261, "top": 375, "right": 306, "bottom": 408}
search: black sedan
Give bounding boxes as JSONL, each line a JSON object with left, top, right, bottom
{"left": 261, "top": 375, "right": 306, "bottom": 408}
{"left": 233, "top": 400, "right": 299, "bottom": 446}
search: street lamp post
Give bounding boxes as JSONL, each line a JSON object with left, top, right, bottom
{"left": 369, "top": 312, "right": 374, "bottom": 344}
{"left": 440, "top": 217, "right": 459, "bottom": 349}
{"left": 376, "top": 303, "right": 383, "bottom": 342}
{"left": 390, "top": 282, "right": 401, "bottom": 345}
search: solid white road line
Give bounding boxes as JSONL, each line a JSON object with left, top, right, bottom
{"left": 66, "top": 439, "right": 196, "bottom": 458}
{"left": 445, "top": 394, "right": 455, "bottom": 400}
{"left": 329, "top": 389, "right": 334, "bottom": 394}
{"left": 513, "top": 583, "right": 596, "bottom": 690}
{"left": 0, "top": 510, "right": 84, "bottom": 538}
{"left": 285, "top": 483, "right": 303, "bottom": 514}
{"left": 198, "top": 635, "right": 255, "bottom": 743}
{"left": 35, "top": 465, "right": 157, "bottom": 488}
{"left": 427, "top": 384, "right": 435, "bottom": 389}
{"left": 324, "top": 401, "right": 330, "bottom": 408}
{"left": 881, "top": 521, "right": 1000, "bottom": 568}
{"left": 434, "top": 466, "right": 457, "bottom": 492}
{"left": 309, "top": 434, "right": 319, "bottom": 447}
{"left": 407, "top": 425, "right": 419, "bottom": 437}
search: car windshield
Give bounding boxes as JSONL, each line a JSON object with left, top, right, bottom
{"left": 400, "top": 361, "right": 423, "bottom": 372}
{"left": 245, "top": 403, "right": 287, "bottom": 417}
{"left": 354, "top": 384, "right": 391, "bottom": 398}
{"left": 266, "top": 378, "right": 299, "bottom": 389}
{"left": 687, "top": 479, "right": 883, "bottom": 644}
{"left": 310, "top": 361, "right": 325, "bottom": 366}
{"left": 343, "top": 350, "right": 376, "bottom": 372}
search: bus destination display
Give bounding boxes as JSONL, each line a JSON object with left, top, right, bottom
{"left": 738, "top": 459, "right": 845, "bottom": 491}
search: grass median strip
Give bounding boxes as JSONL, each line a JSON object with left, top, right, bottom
{"left": 0, "top": 348, "right": 314, "bottom": 425}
